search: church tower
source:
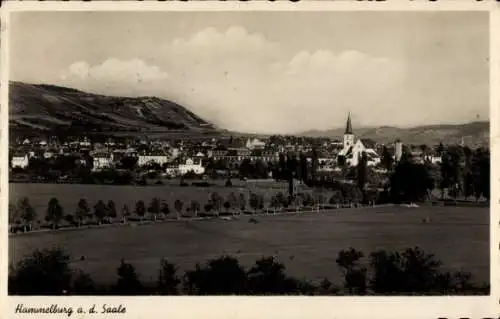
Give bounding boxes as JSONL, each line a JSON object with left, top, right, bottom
{"left": 343, "top": 112, "right": 355, "bottom": 150}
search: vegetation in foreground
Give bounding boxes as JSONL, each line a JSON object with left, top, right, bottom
{"left": 9, "top": 247, "right": 489, "bottom": 296}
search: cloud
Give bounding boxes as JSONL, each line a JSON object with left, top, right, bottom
{"left": 170, "top": 26, "right": 281, "bottom": 58}
{"left": 60, "top": 58, "right": 168, "bottom": 95}
{"left": 58, "top": 26, "right": 404, "bottom": 134}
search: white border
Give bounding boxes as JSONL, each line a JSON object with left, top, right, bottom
{"left": 1, "top": 2, "right": 499, "bottom": 319}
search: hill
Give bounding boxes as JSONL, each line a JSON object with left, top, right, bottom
{"left": 9, "top": 81, "right": 217, "bottom": 137}
{"left": 299, "top": 122, "right": 490, "bottom": 147}
{"left": 9, "top": 82, "right": 489, "bottom": 146}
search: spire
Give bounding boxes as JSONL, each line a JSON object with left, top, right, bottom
{"left": 345, "top": 112, "right": 353, "bottom": 134}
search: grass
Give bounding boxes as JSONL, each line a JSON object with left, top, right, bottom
{"left": 9, "top": 182, "right": 319, "bottom": 220}
{"left": 9, "top": 187, "right": 489, "bottom": 286}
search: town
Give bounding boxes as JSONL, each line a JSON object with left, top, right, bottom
{"left": 10, "top": 113, "right": 450, "bottom": 184}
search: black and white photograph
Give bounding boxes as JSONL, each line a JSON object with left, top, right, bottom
{"left": 3, "top": 4, "right": 495, "bottom": 306}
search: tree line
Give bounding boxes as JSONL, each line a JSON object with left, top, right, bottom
{"left": 303, "top": 144, "right": 490, "bottom": 204}
{"left": 9, "top": 246, "right": 488, "bottom": 296}
{"left": 382, "top": 144, "right": 490, "bottom": 203}
{"left": 10, "top": 187, "right": 376, "bottom": 233}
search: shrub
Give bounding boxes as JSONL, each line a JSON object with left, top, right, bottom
{"left": 184, "top": 256, "right": 248, "bottom": 295}
{"left": 72, "top": 270, "right": 97, "bottom": 295}
{"left": 336, "top": 248, "right": 367, "bottom": 294}
{"left": 157, "top": 258, "right": 180, "bottom": 295}
{"left": 113, "top": 259, "right": 143, "bottom": 295}
{"left": 9, "top": 248, "right": 72, "bottom": 295}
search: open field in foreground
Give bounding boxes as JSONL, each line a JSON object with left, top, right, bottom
{"left": 9, "top": 202, "right": 490, "bottom": 286}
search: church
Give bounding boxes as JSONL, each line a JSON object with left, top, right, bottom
{"left": 337, "top": 112, "right": 381, "bottom": 167}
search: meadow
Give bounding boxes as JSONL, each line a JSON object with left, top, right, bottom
{"left": 9, "top": 182, "right": 321, "bottom": 218}
{"left": 9, "top": 182, "right": 490, "bottom": 286}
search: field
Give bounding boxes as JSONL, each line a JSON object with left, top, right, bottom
{"left": 9, "top": 182, "right": 490, "bottom": 286}
{"left": 9, "top": 182, "right": 321, "bottom": 219}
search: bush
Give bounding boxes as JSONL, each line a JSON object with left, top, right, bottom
{"left": 72, "top": 270, "right": 98, "bottom": 295}
{"left": 9, "top": 248, "right": 72, "bottom": 295}
{"left": 8, "top": 246, "right": 488, "bottom": 296}
{"left": 336, "top": 248, "right": 367, "bottom": 295}
{"left": 247, "top": 257, "right": 307, "bottom": 295}
{"left": 157, "top": 258, "right": 180, "bottom": 295}
{"left": 113, "top": 259, "right": 143, "bottom": 295}
{"left": 184, "top": 256, "right": 248, "bottom": 295}
{"left": 370, "top": 247, "right": 444, "bottom": 294}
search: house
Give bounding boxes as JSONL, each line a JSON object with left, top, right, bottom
{"left": 92, "top": 152, "right": 113, "bottom": 170}
{"left": 249, "top": 149, "right": 278, "bottom": 162}
{"left": 72, "top": 153, "right": 88, "bottom": 167}
{"left": 164, "top": 164, "right": 180, "bottom": 177}
{"left": 313, "top": 151, "right": 336, "bottom": 172}
{"left": 43, "top": 149, "right": 57, "bottom": 159}
{"left": 222, "top": 148, "right": 251, "bottom": 162}
{"left": 410, "top": 149, "right": 425, "bottom": 164}
{"left": 59, "top": 147, "right": 72, "bottom": 156}
{"left": 138, "top": 151, "right": 169, "bottom": 167}
{"left": 337, "top": 112, "right": 381, "bottom": 167}
{"left": 424, "top": 154, "right": 442, "bottom": 165}
{"left": 212, "top": 146, "right": 228, "bottom": 160}
{"left": 79, "top": 137, "right": 92, "bottom": 148}
{"left": 11, "top": 152, "right": 29, "bottom": 169}
{"left": 179, "top": 158, "right": 205, "bottom": 175}
{"left": 123, "top": 147, "right": 138, "bottom": 157}
{"left": 166, "top": 158, "right": 205, "bottom": 176}
{"left": 104, "top": 138, "right": 115, "bottom": 147}
{"left": 246, "top": 138, "right": 266, "bottom": 150}
{"left": 394, "top": 140, "right": 403, "bottom": 162}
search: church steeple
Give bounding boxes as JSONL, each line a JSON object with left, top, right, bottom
{"left": 345, "top": 112, "right": 353, "bottom": 134}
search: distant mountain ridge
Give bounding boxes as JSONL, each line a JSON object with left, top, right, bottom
{"left": 9, "top": 81, "right": 217, "bottom": 136}
{"left": 9, "top": 82, "right": 489, "bottom": 146}
{"left": 299, "top": 121, "right": 490, "bottom": 147}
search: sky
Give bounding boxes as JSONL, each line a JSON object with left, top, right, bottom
{"left": 9, "top": 11, "right": 489, "bottom": 134}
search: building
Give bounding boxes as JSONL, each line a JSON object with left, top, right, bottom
{"left": 179, "top": 158, "right": 205, "bottom": 175}
{"left": 138, "top": 151, "right": 169, "bottom": 167}
{"left": 246, "top": 138, "right": 266, "bottom": 150}
{"left": 79, "top": 137, "right": 92, "bottom": 148}
{"left": 337, "top": 112, "right": 381, "bottom": 167}
{"left": 424, "top": 154, "right": 442, "bottom": 165}
{"left": 92, "top": 152, "right": 113, "bottom": 170}
{"left": 43, "top": 149, "right": 58, "bottom": 159}
{"left": 249, "top": 149, "right": 278, "bottom": 163}
{"left": 394, "top": 140, "right": 403, "bottom": 162}
{"left": 166, "top": 158, "right": 205, "bottom": 176}
{"left": 11, "top": 153, "right": 29, "bottom": 169}
{"left": 212, "top": 146, "right": 229, "bottom": 160}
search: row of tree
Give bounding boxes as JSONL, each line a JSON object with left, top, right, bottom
{"left": 9, "top": 246, "right": 488, "bottom": 295}
{"left": 10, "top": 187, "right": 375, "bottom": 233}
